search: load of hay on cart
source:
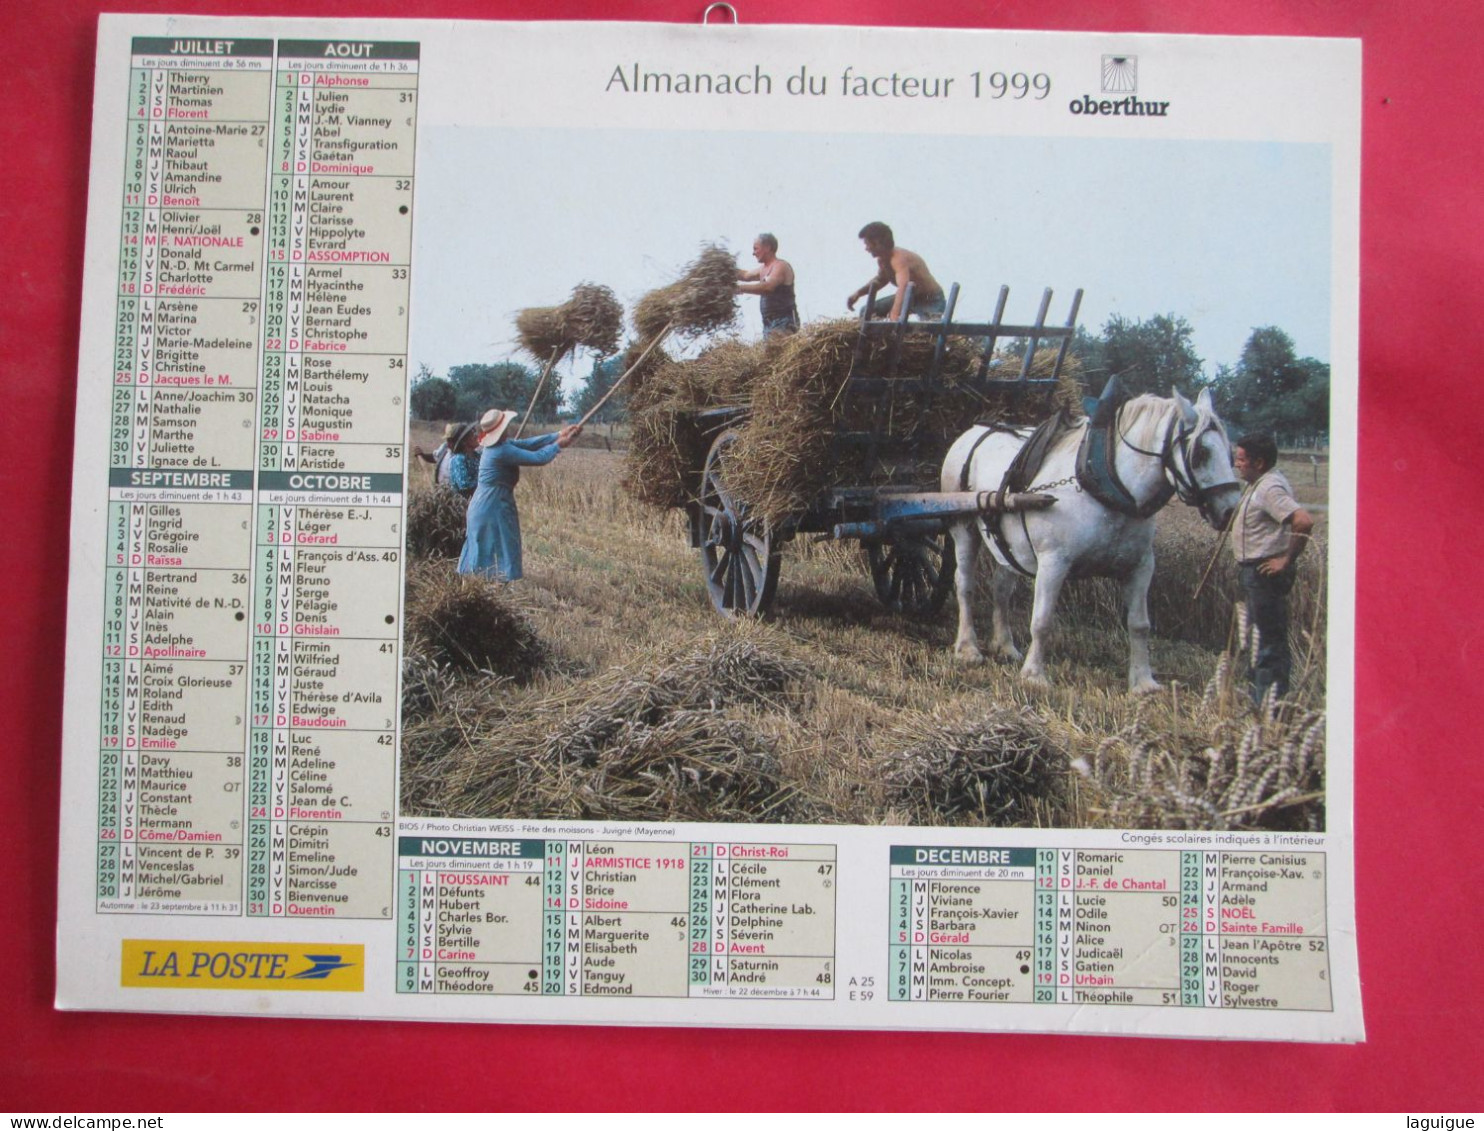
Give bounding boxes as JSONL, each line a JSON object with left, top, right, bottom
{"left": 624, "top": 283, "right": 1087, "bottom": 618}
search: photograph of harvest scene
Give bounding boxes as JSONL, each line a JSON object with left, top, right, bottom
{"left": 398, "top": 128, "right": 1333, "bottom": 833}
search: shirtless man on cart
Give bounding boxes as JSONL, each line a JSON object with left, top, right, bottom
{"left": 846, "top": 221, "right": 945, "bottom": 322}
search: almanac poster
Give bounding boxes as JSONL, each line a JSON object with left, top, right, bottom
{"left": 58, "top": 14, "right": 1362, "bottom": 1041}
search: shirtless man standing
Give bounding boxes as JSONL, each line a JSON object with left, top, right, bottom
{"left": 735, "top": 232, "right": 799, "bottom": 337}
{"left": 846, "top": 221, "right": 946, "bottom": 322}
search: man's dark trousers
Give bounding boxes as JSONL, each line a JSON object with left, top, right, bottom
{"left": 1240, "top": 563, "right": 1294, "bottom": 704}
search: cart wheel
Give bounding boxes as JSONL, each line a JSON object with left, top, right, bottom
{"left": 699, "top": 430, "right": 781, "bottom": 616}
{"left": 866, "top": 529, "right": 955, "bottom": 618}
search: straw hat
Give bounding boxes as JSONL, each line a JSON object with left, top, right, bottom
{"left": 477, "top": 408, "right": 517, "bottom": 448}
{"left": 449, "top": 421, "right": 478, "bottom": 451}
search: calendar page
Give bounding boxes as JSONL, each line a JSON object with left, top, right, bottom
{"left": 58, "top": 13, "right": 1361, "bottom": 1040}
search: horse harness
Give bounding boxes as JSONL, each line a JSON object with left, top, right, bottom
{"left": 956, "top": 396, "right": 1233, "bottom": 577}
{"left": 1077, "top": 395, "right": 1174, "bottom": 519}
{"left": 1110, "top": 407, "right": 1238, "bottom": 521}
{"left": 957, "top": 411, "right": 1073, "bottom": 577}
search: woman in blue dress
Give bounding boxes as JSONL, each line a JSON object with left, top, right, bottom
{"left": 457, "top": 408, "right": 581, "bottom": 581}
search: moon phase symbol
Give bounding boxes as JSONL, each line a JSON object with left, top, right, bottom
{"left": 1102, "top": 55, "right": 1138, "bottom": 93}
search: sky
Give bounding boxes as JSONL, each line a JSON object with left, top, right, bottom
{"left": 409, "top": 127, "right": 1331, "bottom": 401}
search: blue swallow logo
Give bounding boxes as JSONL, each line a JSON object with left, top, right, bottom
{"left": 290, "top": 953, "right": 358, "bottom": 980}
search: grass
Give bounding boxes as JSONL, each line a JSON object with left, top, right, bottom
{"left": 399, "top": 440, "right": 1329, "bottom": 831}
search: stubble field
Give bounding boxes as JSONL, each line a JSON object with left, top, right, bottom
{"left": 400, "top": 424, "right": 1329, "bottom": 833}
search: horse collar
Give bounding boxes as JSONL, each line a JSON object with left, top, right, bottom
{"left": 1076, "top": 404, "right": 1175, "bottom": 519}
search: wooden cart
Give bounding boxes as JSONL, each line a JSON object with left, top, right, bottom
{"left": 682, "top": 283, "right": 1084, "bottom": 617}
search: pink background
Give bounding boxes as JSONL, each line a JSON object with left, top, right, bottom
{"left": 3, "top": 0, "right": 1481, "bottom": 1111}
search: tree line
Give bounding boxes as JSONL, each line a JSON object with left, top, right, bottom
{"left": 408, "top": 362, "right": 563, "bottom": 424}
{"left": 411, "top": 315, "right": 1330, "bottom": 447}
{"left": 1068, "top": 316, "right": 1330, "bottom": 448}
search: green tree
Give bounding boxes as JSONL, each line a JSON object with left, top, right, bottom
{"left": 571, "top": 352, "right": 628, "bottom": 423}
{"left": 409, "top": 364, "right": 458, "bottom": 421}
{"left": 1215, "top": 327, "right": 1329, "bottom": 445}
{"left": 446, "top": 361, "right": 557, "bottom": 422}
{"left": 1070, "top": 325, "right": 1107, "bottom": 390}
{"left": 1281, "top": 357, "right": 1331, "bottom": 443}
{"left": 1099, "top": 313, "right": 1205, "bottom": 398}
{"left": 991, "top": 326, "right": 1102, "bottom": 392}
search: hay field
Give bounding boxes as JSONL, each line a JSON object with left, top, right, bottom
{"left": 401, "top": 429, "right": 1329, "bottom": 832}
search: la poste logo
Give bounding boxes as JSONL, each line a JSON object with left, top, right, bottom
{"left": 121, "top": 939, "right": 363, "bottom": 991}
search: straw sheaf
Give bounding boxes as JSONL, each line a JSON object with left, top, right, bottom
{"left": 880, "top": 707, "right": 1069, "bottom": 824}
{"left": 513, "top": 305, "right": 571, "bottom": 363}
{"left": 621, "top": 406, "right": 710, "bottom": 508}
{"left": 726, "top": 323, "right": 1084, "bottom": 525}
{"left": 402, "top": 562, "right": 548, "bottom": 680}
{"left": 621, "top": 338, "right": 772, "bottom": 507}
{"left": 514, "top": 282, "right": 624, "bottom": 361}
{"left": 1091, "top": 700, "right": 1327, "bottom": 832}
{"left": 537, "top": 633, "right": 808, "bottom": 768}
{"left": 632, "top": 244, "right": 740, "bottom": 342}
{"left": 567, "top": 282, "right": 624, "bottom": 356}
{"left": 405, "top": 485, "right": 470, "bottom": 560}
{"left": 619, "top": 319, "right": 1083, "bottom": 521}
{"left": 614, "top": 340, "right": 674, "bottom": 411}
{"left": 636, "top": 337, "right": 768, "bottom": 411}
{"left": 436, "top": 631, "right": 809, "bottom": 823}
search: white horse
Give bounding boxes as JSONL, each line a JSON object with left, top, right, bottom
{"left": 942, "top": 388, "right": 1243, "bottom": 693}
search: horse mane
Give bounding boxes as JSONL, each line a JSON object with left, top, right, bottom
{"left": 1118, "top": 391, "right": 1225, "bottom": 433}
{"left": 1113, "top": 393, "right": 1179, "bottom": 445}
{"left": 1118, "top": 393, "right": 1172, "bottom": 424}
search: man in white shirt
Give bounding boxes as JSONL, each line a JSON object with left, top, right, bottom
{"left": 1230, "top": 433, "right": 1316, "bottom": 704}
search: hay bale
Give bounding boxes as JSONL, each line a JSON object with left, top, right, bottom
{"left": 515, "top": 282, "right": 625, "bottom": 361}
{"left": 633, "top": 244, "right": 739, "bottom": 341}
{"left": 402, "top": 562, "right": 547, "bottom": 679}
{"left": 881, "top": 708, "right": 1067, "bottom": 824}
